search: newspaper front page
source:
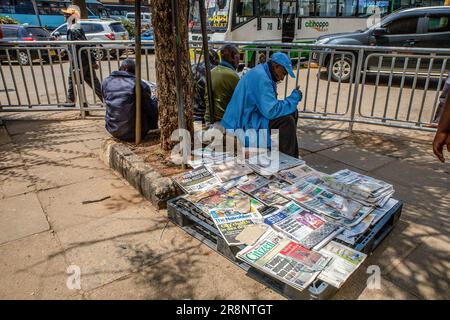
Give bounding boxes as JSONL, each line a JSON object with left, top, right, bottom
{"left": 318, "top": 241, "right": 367, "bottom": 288}
{"left": 236, "top": 230, "right": 330, "bottom": 291}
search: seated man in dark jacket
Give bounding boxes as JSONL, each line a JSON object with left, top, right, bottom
{"left": 102, "top": 59, "right": 158, "bottom": 142}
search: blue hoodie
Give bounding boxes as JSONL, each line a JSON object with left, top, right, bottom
{"left": 220, "top": 62, "right": 301, "bottom": 148}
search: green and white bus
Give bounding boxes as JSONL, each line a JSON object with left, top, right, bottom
{"left": 188, "top": 0, "right": 446, "bottom": 43}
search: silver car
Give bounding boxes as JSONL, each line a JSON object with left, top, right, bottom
{"left": 51, "top": 19, "right": 129, "bottom": 60}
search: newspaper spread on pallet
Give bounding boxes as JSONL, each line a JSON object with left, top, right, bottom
{"left": 323, "top": 169, "right": 394, "bottom": 207}
{"left": 279, "top": 180, "right": 365, "bottom": 221}
{"left": 318, "top": 241, "right": 367, "bottom": 288}
{"left": 236, "top": 229, "right": 331, "bottom": 291}
{"left": 263, "top": 202, "right": 343, "bottom": 250}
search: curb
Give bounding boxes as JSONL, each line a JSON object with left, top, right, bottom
{"left": 100, "top": 138, "right": 180, "bottom": 209}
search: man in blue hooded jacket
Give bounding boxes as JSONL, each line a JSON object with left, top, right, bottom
{"left": 220, "top": 52, "right": 302, "bottom": 158}
{"left": 102, "top": 59, "right": 158, "bottom": 142}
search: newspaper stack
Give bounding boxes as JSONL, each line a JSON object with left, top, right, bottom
{"left": 172, "top": 165, "right": 221, "bottom": 194}
{"left": 246, "top": 152, "right": 305, "bottom": 176}
{"left": 236, "top": 230, "right": 331, "bottom": 291}
{"left": 277, "top": 164, "right": 324, "bottom": 185}
{"left": 188, "top": 148, "right": 235, "bottom": 169}
{"left": 279, "top": 180, "right": 365, "bottom": 222}
{"left": 207, "top": 158, "right": 253, "bottom": 183}
{"left": 323, "top": 169, "right": 394, "bottom": 207}
{"left": 336, "top": 198, "right": 399, "bottom": 245}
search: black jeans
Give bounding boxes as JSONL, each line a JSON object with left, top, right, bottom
{"left": 269, "top": 110, "right": 299, "bottom": 158}
{"left": 68, "top": 65, "right": 103, "bottom": 104}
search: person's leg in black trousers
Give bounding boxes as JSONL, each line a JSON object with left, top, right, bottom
{"left": 269, "top": 111, "right": 299, "bottom": 158}
{"left": 82, "top": 66, "right": 103, "bottom": 102}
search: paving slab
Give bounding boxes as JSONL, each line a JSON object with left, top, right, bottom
{"left": 0, "top": 166, "right": 35, "bottom": 199}
{"left": 0, "top": 193, "right": 49, "bottom": 245}
{"left": 387, "top": 185, "right": 450, "bottom": 235}
{"left": 37, "top": 176, "right": 145, "bottom": 232}
{"left": 356, "top": 277, "right": 419, "bottom": 300}
{"left": 0, "top": 231, "right": 81, "bottom": 300}
{"left": 0, "top": 126, "right": 12, "bottom": 145}
{"left": 0, "top": 143, "right": 24, "bottom": 170}
{"left": 385, "top": 235, "right": 450, "bottom": 299}
{"left": 4, "top": 120, "right": 64, "bottom": 136}
{"left": 372, "top": 159, "right": 450, "bottom": 190}
{"left": 318, "top": 144, "right": 395, "bottom": 171}
{"left": 302, "top": 152, "right": 365, "bottom": 174}
{"left": 57, "top": 207, "right": 191, "bottom": 292}
{"left": 26, "top": 156, "right": 111, "bottom": 191}
{"left": 297, "top": 129, "right": 349, "bottom": 153}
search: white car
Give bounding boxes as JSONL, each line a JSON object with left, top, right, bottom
{"left": 51, "top": 19, "right": 129, "bottom": 60}
{"left": 125, "top": 12, "right": 151, "bottom": 27}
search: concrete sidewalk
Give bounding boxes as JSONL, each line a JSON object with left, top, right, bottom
{"left": 0, "top": 112, "right": 448, "bottom": 300}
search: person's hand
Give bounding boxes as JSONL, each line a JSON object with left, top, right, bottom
{"left": 433, "top": 131, "right": 450, "bottom": 163}
{"left": 294, "top": 86, "right": 303, "bottom": 101}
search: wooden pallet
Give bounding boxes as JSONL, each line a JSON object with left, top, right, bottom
{"left": 167, "top": 197, "right": 402, "bottom": 300}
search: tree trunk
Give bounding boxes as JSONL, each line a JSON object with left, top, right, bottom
{"left": 150, "top": 0, "right": 194, "bottom": 151}
{"left": 72, "top": 0, "right": 88, "bottom": 19}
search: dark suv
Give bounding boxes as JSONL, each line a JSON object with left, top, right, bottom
{"left": 0, "top": 25, "right": 57, "bottom": 65}
{"left": 314, "top": 6, "right": 450, "bottom": 82}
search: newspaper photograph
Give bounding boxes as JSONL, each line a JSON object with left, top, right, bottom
{"left": 211, "top": 212, "right": 255, "bottom": 246}
{"left": 172, "top": 165, "right": 221, "bottom": 194}
{"left": 263, "top": 202, "right": 342, "bottom": 249}
{"left": 237, "top": 176, "right": 271, "bottom": 194}
{"left": 207, "top": 159, "right": 253, "bottom": 183}
{"left": 251, "top": 186, "right": 291, "bottom": 207}
{"left": 195, "top": 187, "right": 266, "bottom": 216}
{"left": 318, "top": 241, "right": 367, "bottom": 288}
{"left": 277, "top": 165, "right": 323, "bottom": 185}
{"left": 237, "top": 230, "right": 330, "bottom": 291}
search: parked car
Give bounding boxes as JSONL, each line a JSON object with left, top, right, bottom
{"left": 50, "top": 19, "right": 129, "bottom": 61}
{"left": 313, "top": 6, "right": 450, "bottom": 82}
{"left": 0, "top": 24, "right": 57, "bottom": 65}
{"left": 125, "top": 12, "right": 151, "bottom": 28}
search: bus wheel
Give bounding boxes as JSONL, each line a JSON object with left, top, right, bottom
{"left": 330, "top": 56, "right": 353, "bottom": 83}
{"left": 18, "top": 51, "right": 30, "bottom": 65}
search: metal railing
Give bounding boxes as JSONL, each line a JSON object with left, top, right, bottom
{"left": 1, "top": 40, "right": 449, "bottom": 130}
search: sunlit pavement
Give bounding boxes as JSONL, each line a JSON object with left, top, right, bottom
{"left": 0, "top": 112, "right": 448, "bottom": 300}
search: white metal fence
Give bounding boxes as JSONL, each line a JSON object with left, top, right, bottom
{"left": 1, "top": 40, "right": 449, "bottom": 131}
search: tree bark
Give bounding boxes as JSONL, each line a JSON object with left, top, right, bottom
{"left": 72, "top": 0, "right": 88, "bottom": 19}
{"left": 150, "top": 0, "right": 194, "bottom": 151}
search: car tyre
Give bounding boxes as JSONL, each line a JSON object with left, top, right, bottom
{"left": 92, "top": 48, "right": 105, "bottom": 61}
{"left": 17, "top": 51, "right": 31, "bottom": 65}
{"left": 329, "top": 55, "right": 353, "bottom": 83}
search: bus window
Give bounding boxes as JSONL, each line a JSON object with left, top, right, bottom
{"left": 37, "top": 1, "right": 68, "bottom": 15}
{"left": 260, "top": 0, "right": 281, "bottom": 17}
{"left": 298, "top": 0, "right": 314, "bottom": 16}
{"left": 189, "top": 0, "right": 230, "bottom": 32}
{"left": 0, "top": 0, "right": 34, "bottom": 14}
{"left": 316, "top": 0, "right": 338, "bottom": 17}
{"left": 232, "top": 0, "right": 255, "bottom": 28}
